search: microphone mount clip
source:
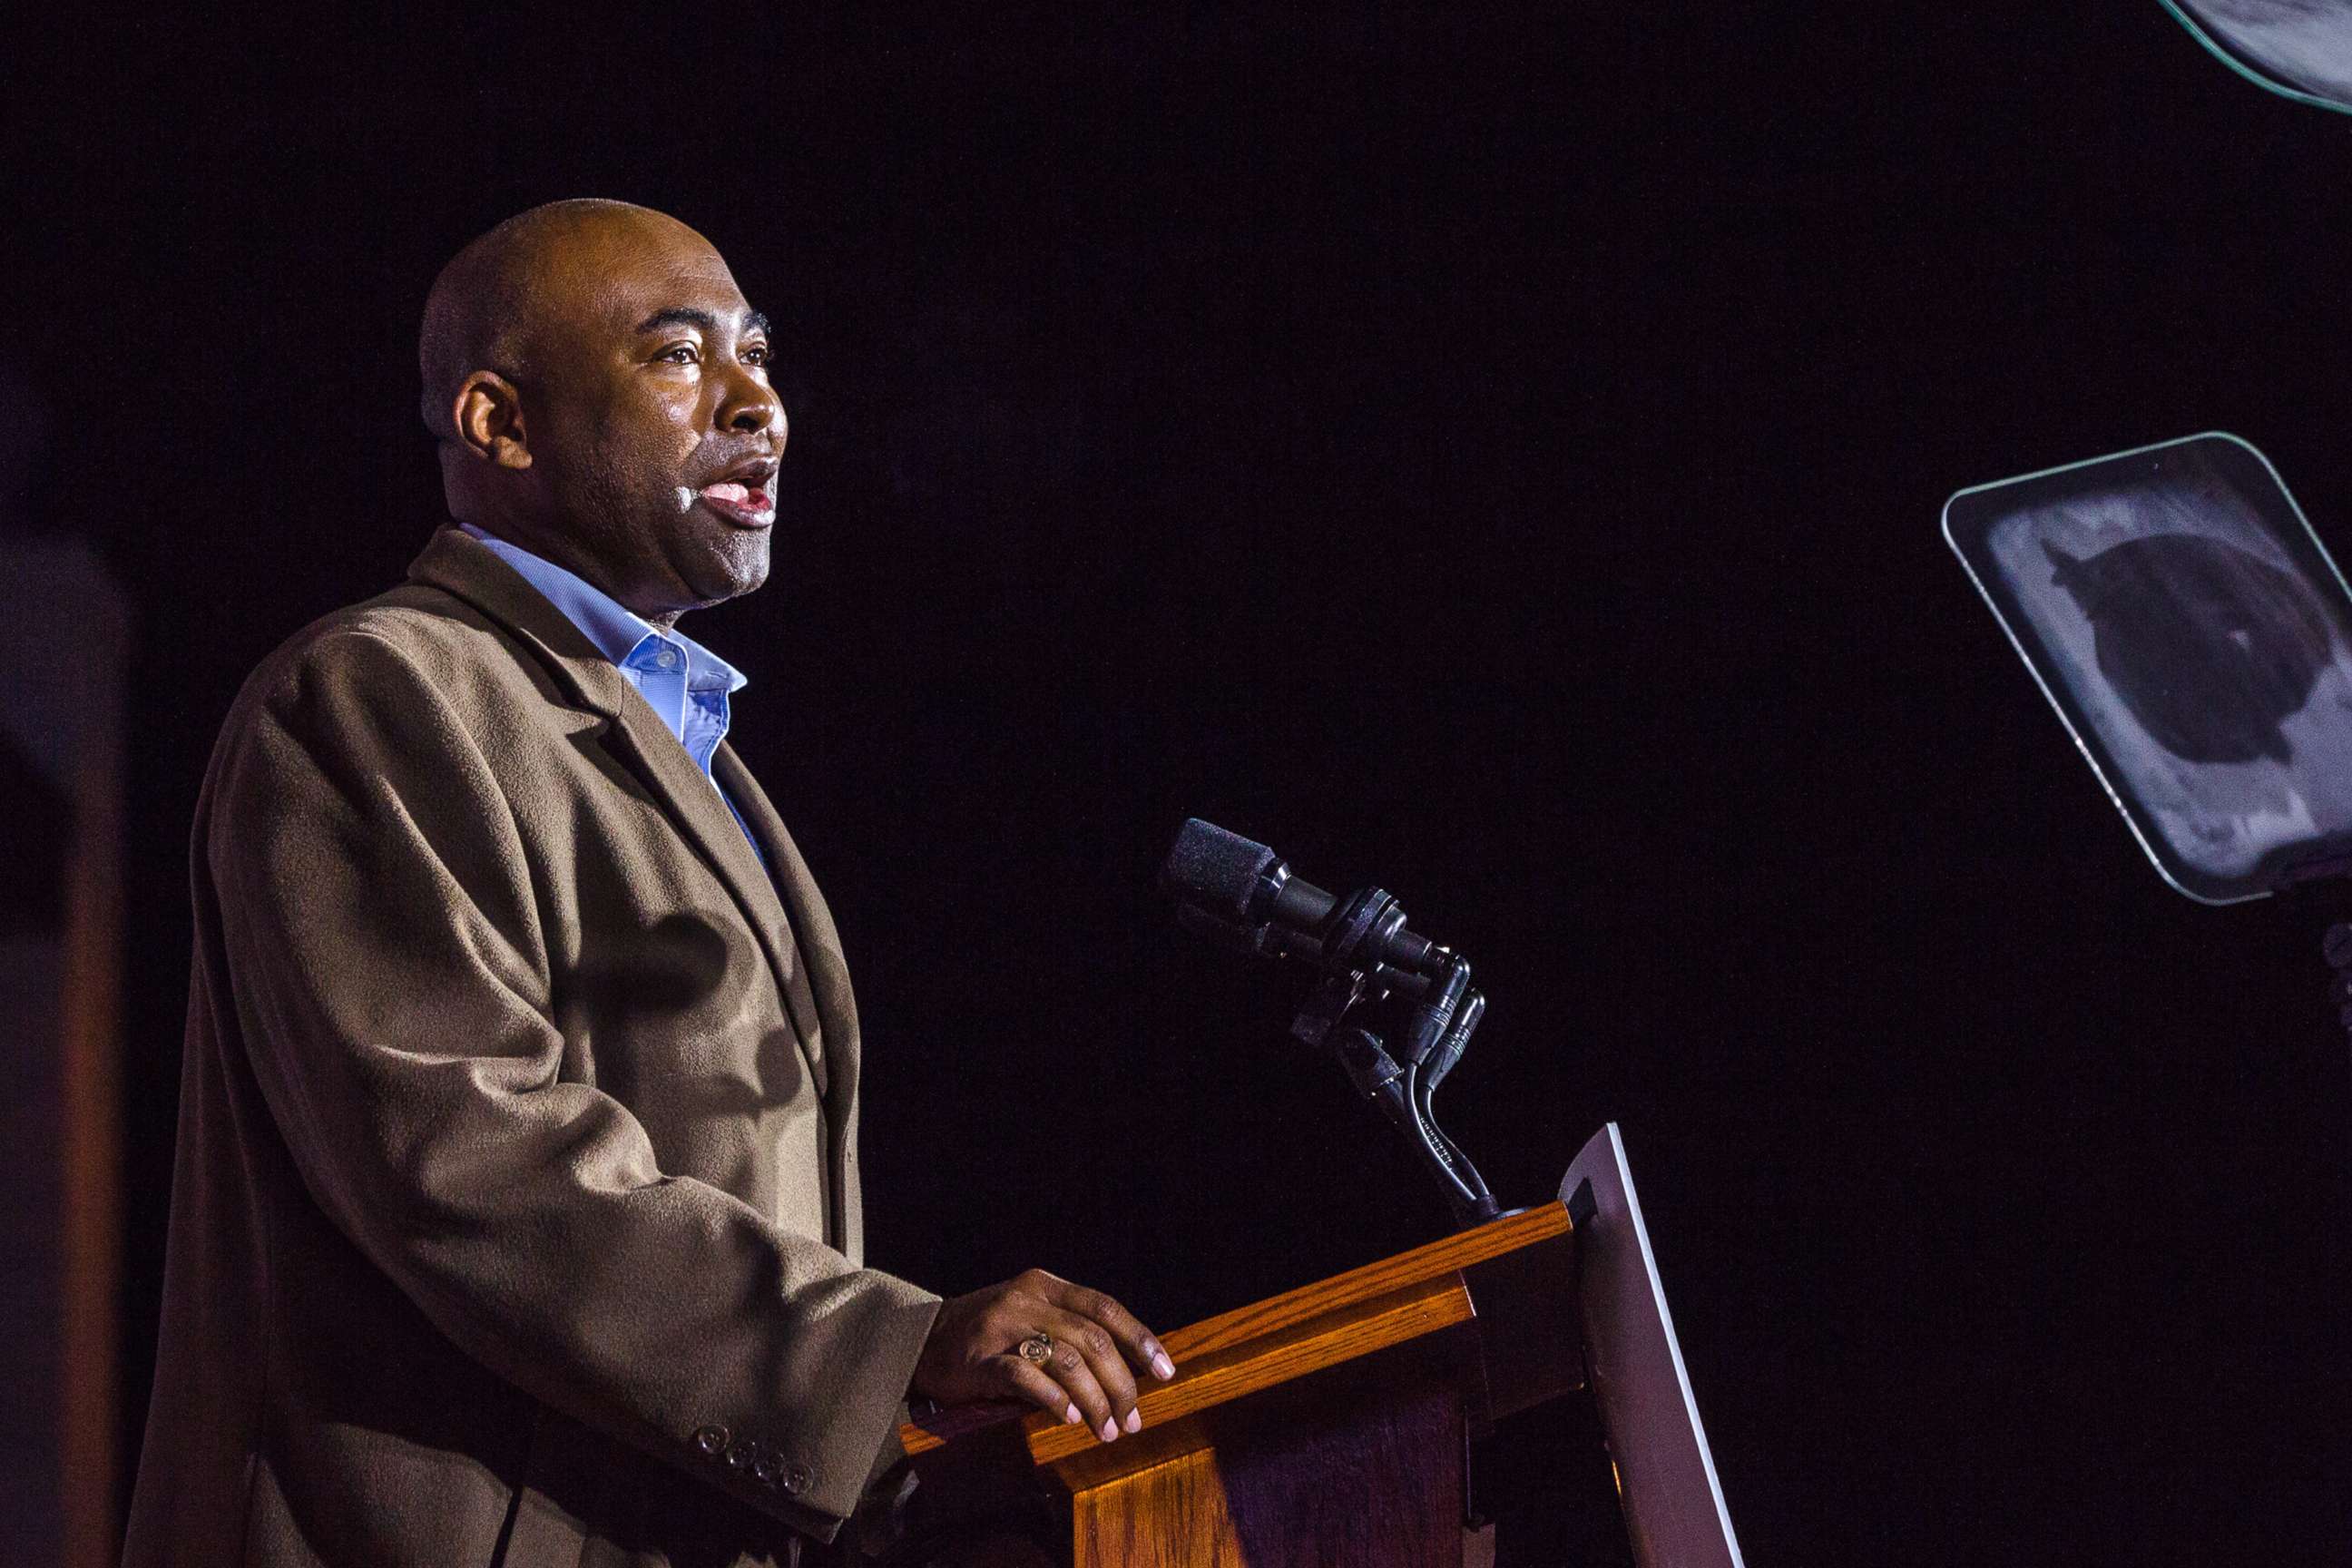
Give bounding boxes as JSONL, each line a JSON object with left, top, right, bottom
{"left": 1200, "top": 883, "right": 1502, "bottom": 1229}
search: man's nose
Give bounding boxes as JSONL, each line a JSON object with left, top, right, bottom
{"left": 716, "top": 368, "right": 782, "bottom": 436}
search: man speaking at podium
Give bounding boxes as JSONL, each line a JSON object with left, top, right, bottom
{"left": 123, "top": 201, "right": 1171, "bottom": 1567}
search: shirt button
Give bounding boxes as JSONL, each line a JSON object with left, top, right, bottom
{"left": 692, "top": 1425, "right": 730, "bottom": 1458}
{"left": 655, "top": 648, "right": 679, "bottom": 669}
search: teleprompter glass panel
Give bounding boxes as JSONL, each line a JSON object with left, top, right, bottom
{"left": 1945, "top": 434, "right": 2352, "bottom": 904}
{"left": 2161, "top": 0, "right": 2352, "bottom": 114}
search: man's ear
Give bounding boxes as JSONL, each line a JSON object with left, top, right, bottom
{"left": 451, "top": 372, "right": 532, "bottom": 470}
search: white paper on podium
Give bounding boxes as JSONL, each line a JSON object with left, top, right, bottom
{"left": 1563, "top": 1123, "right": 1744, "bottom": 1568}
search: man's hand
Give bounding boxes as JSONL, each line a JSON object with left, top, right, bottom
{"left": 910, "top": 1269, "right": 1176, "bottom": 1444}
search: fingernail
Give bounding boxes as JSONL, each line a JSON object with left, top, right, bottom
{"left": 1063, "top": 1404, "right": 1082, "bottom": 1425}
{"left": 1100, "top": 1419, "right": 1119, "bottom": 1442}
{"left": 1151, "top": 1351, "right": 1175, "bottom": 1381}
{"left": 1122, "top": 1408, "right": 1142, "bottom": 1434}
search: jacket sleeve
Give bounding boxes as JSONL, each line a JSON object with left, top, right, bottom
{"left": 205, "top": 626, "right": 940, "bottom": 1539}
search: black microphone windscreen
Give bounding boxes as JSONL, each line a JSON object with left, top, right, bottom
{"left": 1161, "top": 818, "right": 1275, "bottom": 921}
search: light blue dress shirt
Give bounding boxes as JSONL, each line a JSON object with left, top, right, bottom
{"left": 459, "top": 524, "right": 766, "bottom": 869}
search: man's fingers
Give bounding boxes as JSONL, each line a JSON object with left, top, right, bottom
{"left": 1033, "top": 1319, "right": 1126, "bottom": 1440}
{"left": 1042, "top": 1308, "right": 1144, "bottom": 1436}
{"left": 921, "top": 1272, "right": 1174, "bottom": 1438}
{"left": 995, "top": 1357, "right": 1083, "bottom": 1426}
{"left": 1050, "top": 1282, "right": 1177, "bottom": 1383}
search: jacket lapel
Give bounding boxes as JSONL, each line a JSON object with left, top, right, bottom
{"left": 713, "top": 748, "right": 856, "bottom": 1123}
{"left": 405, "top": 527, "right": 828, "bottom": 1097}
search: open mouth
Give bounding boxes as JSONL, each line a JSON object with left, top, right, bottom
{"left": 692, "top": 478, "right": 777, "bottom": 528}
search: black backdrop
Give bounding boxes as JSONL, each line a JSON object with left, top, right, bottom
{"left": 14, "top": 6, "right": 2352, "bottom": 1563}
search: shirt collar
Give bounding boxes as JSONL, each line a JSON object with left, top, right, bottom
{"left": 458, "top": 524, "right": 747, "bottom": 695}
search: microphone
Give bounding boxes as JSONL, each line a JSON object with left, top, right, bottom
{"left": 1160, "top": 817, "right": 1503, "bottom": 1226}
{"left": 1159, "top": 818, "right": 1447, "bottom": 979}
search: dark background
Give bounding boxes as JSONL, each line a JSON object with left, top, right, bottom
{"left": 12, "top": 6, "right": 2352, "bottom": 1563}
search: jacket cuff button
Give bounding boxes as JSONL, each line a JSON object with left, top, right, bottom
{"left": 752, "top": 1452, "right": 783, "bottom": 1488}
{"left": 692, "top": 1425, "right": 730, "bottom": 1459}
{"left": 781, "top": 1462, "right": 812, "bottom": 1496}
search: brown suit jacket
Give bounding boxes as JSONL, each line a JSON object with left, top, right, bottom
{"left": 123, "top": 527, "right": 942, "bottom": 1567}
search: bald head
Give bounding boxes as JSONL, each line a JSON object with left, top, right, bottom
{"left": 415, "top": 199, "right": 786, "bottom": 627}
{"left": 418, "top": 199, "right": 706, "bottom": 440}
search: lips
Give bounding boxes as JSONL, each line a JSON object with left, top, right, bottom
{"left": 694, "top": 473, "right": 776, "bottom": 528}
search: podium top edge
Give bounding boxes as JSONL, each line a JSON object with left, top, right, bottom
{"left": 897, "top": 1201, "right": 1572, "bottom": 1459}
{"left": 1163, "top": 1201, "right": 1571, "bottom": 1362}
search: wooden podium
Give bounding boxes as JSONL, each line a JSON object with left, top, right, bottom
{"left": 893, "top": 1125, "right": 1742, "bottom": 1567}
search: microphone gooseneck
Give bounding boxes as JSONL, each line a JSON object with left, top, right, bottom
{"left": 1160, "top": 818, "right": 1501, "bottom": 1229}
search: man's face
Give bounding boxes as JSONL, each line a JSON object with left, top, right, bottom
{"left": 521, "top": 215, "right": 786, "bottom": 621}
